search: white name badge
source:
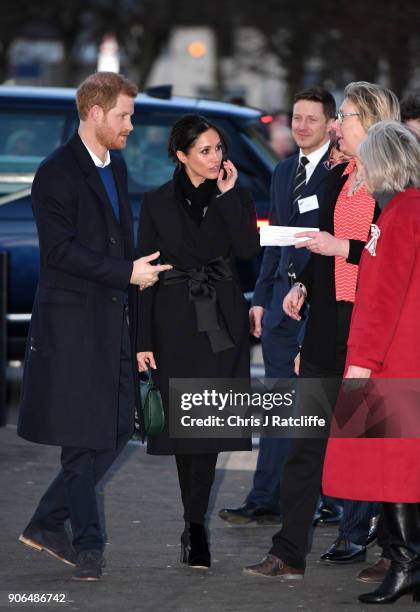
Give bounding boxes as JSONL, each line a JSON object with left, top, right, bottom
{"left": 298, "top": 195, "right": 319, "bottom": 214}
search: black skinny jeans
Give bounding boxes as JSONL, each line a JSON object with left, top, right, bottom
{"left": 175, "top": 453, "right": 218, "bottom": 525}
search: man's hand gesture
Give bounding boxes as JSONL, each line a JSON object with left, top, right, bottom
{"left": 130, "top": 251, "right": 172, "bottom": 290}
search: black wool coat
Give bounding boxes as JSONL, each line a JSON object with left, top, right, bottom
{"left": 137, "top": 180, "right": 260, "bottom": 455}
{"left": 18, "top": 132, "right": 141, "bottom": 449}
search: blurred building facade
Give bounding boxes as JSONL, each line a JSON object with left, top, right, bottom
{"left": 5, "top": 24, "right": 419, "bottom": 112}
{"left": 147, "top": 27, "right": 288, "bottom": 109}
{"left": 6, "top": 26, "right": 289, "bottom": 110}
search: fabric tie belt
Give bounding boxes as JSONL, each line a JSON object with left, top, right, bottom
{"left": 163, "top": 256, "right": 235, "bottom": 353}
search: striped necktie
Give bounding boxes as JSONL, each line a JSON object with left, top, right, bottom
{"left": 292, "top": 156, "right": 309, "bottom": 206}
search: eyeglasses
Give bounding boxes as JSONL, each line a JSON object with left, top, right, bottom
{"left": 335, "top": 110, "right": 361, "bottom": 124}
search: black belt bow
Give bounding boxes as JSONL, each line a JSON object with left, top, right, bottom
{"left": 163, "top": 256, "right": 234, "bottom": 353}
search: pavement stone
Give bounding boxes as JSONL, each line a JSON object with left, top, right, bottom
{"left": 0, "top": 425, "right": 415, "bottom": 612}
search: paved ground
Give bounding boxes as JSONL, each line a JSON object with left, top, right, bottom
{"left": 0, "top": 418, "right": 416, "bottom": 612}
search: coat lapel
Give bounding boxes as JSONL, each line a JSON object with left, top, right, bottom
{"left": 301, "top": 151, "right": 329, "bottom": 198}
{"left": 111, "top": 155, "right": 134, "bottom": 258}
{"left": 288, "top": 151, "right": 329, "bottom": 225}
{"left": 285, "top": 156, "right": 299, "bottom": 222}
{"left": 320, "top": 162, "right": 349, "bottom": 233}
{"left": 171, "top": 179, "right": 216, "bottom": 250}
{"left": 68, "top": 132, "right": 122, "bottom": 236}
{"left": 86, "top": 172, "right": 122, "bottom": 231}
{"left": 160, "top": 180, "right": 219, "bottom": 259}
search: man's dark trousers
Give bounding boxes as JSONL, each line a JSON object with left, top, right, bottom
{"left": 246, "top": 150, "right": 329, "bottom": 514}
{"left": 244, "top": 318, "right": 299, "bottom": 513}
{"left": 29, "top": 314, "right": 134, "bottom": 553}
{"left": 339, "top": 499, "right": 381, "bottom": 544}
{"left": 269, "top": 302, "right": 351, "bottom": 568}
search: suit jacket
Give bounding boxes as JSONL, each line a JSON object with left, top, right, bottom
{"left": 252, "top": 151, "right": 329, "bottom": 330}
{"left": 18, "top": 132, "right": 140, "bottom": 449}
{"left": 299, "top": 162, "right": 381, "bottom": 370}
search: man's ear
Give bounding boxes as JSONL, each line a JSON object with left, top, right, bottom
{"left": 90, "top": 105, "right": 104, "bottom": 124}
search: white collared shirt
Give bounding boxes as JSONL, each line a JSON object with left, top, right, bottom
{"left": 299, "top": 140, "right": 330, "bottom": 183}
{"left": 83, "top": 142, "right": 111, "bottom": 168}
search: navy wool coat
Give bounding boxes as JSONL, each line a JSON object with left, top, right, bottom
{"left": 18, "top": 133, "right": 141, "bottom": 449}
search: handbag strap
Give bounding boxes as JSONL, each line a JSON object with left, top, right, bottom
{"left": 146, "top": 365, "right": 154, "bottom": 385}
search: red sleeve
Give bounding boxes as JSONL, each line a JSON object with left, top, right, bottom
{"left": 347, "top": 200, "right": 417, "bottom": 371}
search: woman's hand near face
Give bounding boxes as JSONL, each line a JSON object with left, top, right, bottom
{"left": 136, "top": 351, "right": 157, "bottom": 372}
{"left": 295, "top": 231, "right": 350, "bottom": 258}
{"left": 217, "top": 159, "right": 238, "bottom": 193}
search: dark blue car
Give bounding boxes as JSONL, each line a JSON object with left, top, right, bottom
{"left": 0, "top": 86, "right": 276, "bottom": 358}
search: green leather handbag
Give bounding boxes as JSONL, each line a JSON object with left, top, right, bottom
{"left": 139, "top": 367, "right": 165, "bottom": 436}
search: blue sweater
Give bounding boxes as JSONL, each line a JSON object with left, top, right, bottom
{"left": 97, "top": 164, "right": 120, "bottom": 223}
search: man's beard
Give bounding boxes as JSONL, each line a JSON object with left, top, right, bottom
{"left": 96, "top": 122, "right": 126, "bottom": 150}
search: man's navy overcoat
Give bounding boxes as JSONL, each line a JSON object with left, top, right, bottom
{"left": 18, "top": 133, "right": 140, "bottom": 449}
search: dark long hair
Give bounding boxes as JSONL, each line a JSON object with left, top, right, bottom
{"left": 168, "top": 114, "right": 227, "bottom": 163}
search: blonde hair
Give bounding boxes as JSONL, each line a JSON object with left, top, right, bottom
{"left": 344, "top": 82, "right": 400, "bottom": 131}
{"left": 76, "top": 72, "right": 138, "bottom": 121}
{"left": 358, "top": 121, "right": 420, "bottom": 193}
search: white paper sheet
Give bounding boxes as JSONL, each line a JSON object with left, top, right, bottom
{"left": 260, "top": 225, "right": 319, "bottom": 247}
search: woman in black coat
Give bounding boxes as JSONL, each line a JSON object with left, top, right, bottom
{"left": 137, "top": 114, "right": 260, "bottom": 568}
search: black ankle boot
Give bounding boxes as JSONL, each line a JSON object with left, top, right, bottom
{"left": 359, "top": 503, "right": 420, "bottom": 604}
{"left": 180, "top": 522, "right": 190, "bottom": 564}
{"left": 359, "top": 561, "right": 420, "bottom": 603}
{"left": 188, "top": 522, "right": 210, "bottom": 569}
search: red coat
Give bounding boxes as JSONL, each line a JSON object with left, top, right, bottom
{"left": 323, "top": 188, "right": 420, "bottom": 502}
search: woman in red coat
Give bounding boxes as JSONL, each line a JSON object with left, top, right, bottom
{"left": 323, "top": 121, "right": 420, "bottom": 604}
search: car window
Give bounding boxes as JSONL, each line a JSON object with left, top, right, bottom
{"left": 67, "top": 111, "right": 180, "bottom": 198}
{"left": 211, "top": 118, "right": 274, "bottom": 205}
{"left": 0, "top": 111, "right": 67, "bottom": 194}
{"left": 123, "top": 113, "right": 181, "bottom": 194}
{"left": 0, "top": 102, "right": 274, "bottom": 220}
{"left": 121, "top": 113, "right": 274, "bottom": 220}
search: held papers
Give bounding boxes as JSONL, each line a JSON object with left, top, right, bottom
{"left": 260, "top": 225, "right": 319, "bottom": 247}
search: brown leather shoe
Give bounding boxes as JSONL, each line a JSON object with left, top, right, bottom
{"left": 243, "top": 554, "right": 304, "bottom": 579}
{"left": 357, "top": 558, "right": 391, "bottom": 583}
{"left": 19, "top": 522, "right": 76, "bottom": 566}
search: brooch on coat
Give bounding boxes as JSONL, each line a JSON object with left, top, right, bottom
{"left": 365, "top": 224, "right": 381, "bottom": 256}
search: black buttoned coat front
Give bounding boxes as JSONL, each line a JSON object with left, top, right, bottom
{"left": 137, "top": 180, "right": 260, "bottom": 454}
{"left": 18, "top": 132, "right": 140, "bottom": 450}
